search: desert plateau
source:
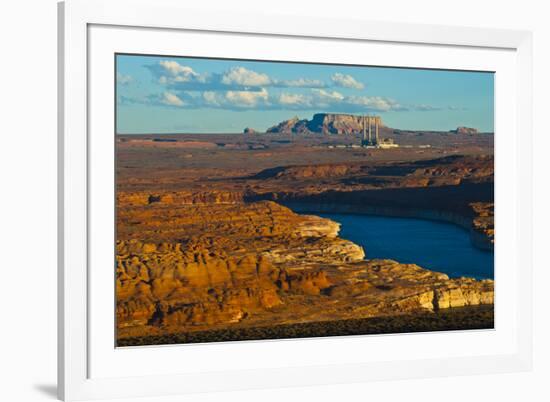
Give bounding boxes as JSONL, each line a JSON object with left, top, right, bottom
{"left": 115, "top": 113, "right": 494, "bottom": 346}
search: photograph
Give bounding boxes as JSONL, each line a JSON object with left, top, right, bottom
{"left": 114, "top": 54, "right": 495, "bottom": 347}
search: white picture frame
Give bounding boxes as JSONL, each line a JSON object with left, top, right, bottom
{"left": 58, "top": 0, "right": 533, "bottom": 400}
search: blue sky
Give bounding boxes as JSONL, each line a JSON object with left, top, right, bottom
{"left": 116, "top": 54, "right": 494, "bottom": 134}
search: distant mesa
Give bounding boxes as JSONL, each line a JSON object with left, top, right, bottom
{"left": 264, "top": 113, "right": 386, "bottom": 135}
{"left": 451, "top": 126, "right": 479, "bottom": 135}
{"left": 308, "top": 113, "right": 384, "bottom": 135}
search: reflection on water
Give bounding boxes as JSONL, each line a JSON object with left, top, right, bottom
{"left": 319, "top": 213, "right": 494, "bottom": 280}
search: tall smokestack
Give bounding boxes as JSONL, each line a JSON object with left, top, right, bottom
{"left": 368, "top": 116, "right": 372, "bottom": 143}
{"left": 362, "top": 115, "right": 366, "bottom": 143}
{"left": 375, "top": 117, "right": 379, "bottom": 144}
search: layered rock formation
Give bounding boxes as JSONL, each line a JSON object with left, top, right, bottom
{"left": 452, "top": 126, "right": 479, "bottom": 135}
{"left": 117, "top": 190, "right": 244, "bottom": 207}
{"left": 470, "top": 202, "right": 494, "bottom": 249}
{"left": 265, "top": 113, "right": 385, "bottom": 135}
{"left": 307, "top": 113, "right": 373, "bottom": 135}
{"left": 117, "top": 200, "right": 493, "bottom": 340}
{"left": 266, "top": 116, "right": 309, "bottom": 134}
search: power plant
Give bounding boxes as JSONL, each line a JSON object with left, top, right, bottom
{"left": 361, "top": 115, "right": 380, "bottom": 147}
{"left": 361, "top": 115, "right": 398, "bottom": 149}
{"left": 262, "top": 113, "right": 399, "bottom": 149}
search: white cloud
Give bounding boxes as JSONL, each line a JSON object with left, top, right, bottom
{"left": 116, "top": 72, "right": 133, "bottom": 85}
{"left": 273, "top": 90, "right": 412, "bottom": 112}
{"left": 149, "top": 61, "right": 332, "bottom": 91}
{"left": 312, "top": 89, "right": 345, "bottom": 102}
{"left": 154, "top": 61, "right": 207, "bottom": 85}
{"left": 159, "top": 61, "right": 197, "bottom": 79}
{"left": 275, "top": 78, "right": 326, "bottom": 88}
{"left": 134, "top": 63, "right": 442, "bottom": 112}
{"left": 200, "top": 88, "right": 270, "bottom": 108}
{"left": 221, "top": 67, "right": 272, "bottom": 87}
{"left": 331, "top": 73, "right": 364, "bottom": 89}
{"left": 278, "top": 93, "right": 309, "bottom": 106}
{"left": 347, "top": 95, "right": 402, "bottom": 111}
{"left": 131, "top": 87, "right": 440, "bottom": 113}
{"left": 130, "top": 83, "right": 441, "bottom": 113}
{"left": 447, "top": 105, "right": 467, "bottom": 111}
{"left": 413, "top": 104, "right": 441, "bottom": 111}
{"left": 202, "top": 91, "right": 220, "bottom": 106}
{"left": 161, "top": 92, "right": 186, "bottom": 107}
{"left": 225, "top": 88, "right": 269, "bottom": 107}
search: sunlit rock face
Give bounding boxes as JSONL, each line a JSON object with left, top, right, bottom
{"left": 116, "top": 199, "right": 493, "bottom": 340}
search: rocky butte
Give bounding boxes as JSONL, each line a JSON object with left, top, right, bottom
{"left": 451, "top": 126, "right": 479, "bottom": 135}
{"left": 243, "top": 127, "right": 257, "bottom": 135}
{"left": 265, "top": 113, "right": 385, "bottom": 135}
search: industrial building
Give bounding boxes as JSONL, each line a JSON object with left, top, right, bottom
{"left": 361, "top": 115, "right": 399, "bottom": 149}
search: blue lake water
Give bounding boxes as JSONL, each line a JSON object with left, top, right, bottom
{"left": 318, "top": 213, "right": 494, "bottom": 280}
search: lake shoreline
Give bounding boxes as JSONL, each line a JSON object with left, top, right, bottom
{"left": 282, "top": 201, "right": 494, "bottom": 252}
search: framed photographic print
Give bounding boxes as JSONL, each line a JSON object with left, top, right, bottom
{"left": 58, "top": 0, "right": 533, "bottom": 400}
